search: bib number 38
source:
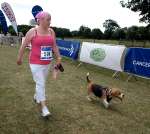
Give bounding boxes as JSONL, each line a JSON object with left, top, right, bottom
{"left": 41, "top": 46, "right": 53, "bottom": 60}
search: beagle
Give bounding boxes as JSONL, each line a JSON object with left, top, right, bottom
{"left": 86, "top": 73, "right": 124, "bottom": 108}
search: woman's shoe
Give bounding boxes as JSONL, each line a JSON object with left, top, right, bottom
{"left": 41, "top": 106, "right": 51, "bottom": 117}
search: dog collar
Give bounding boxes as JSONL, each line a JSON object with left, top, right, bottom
{"left": 105, "top": 88, "right": 112, "bottom": 96}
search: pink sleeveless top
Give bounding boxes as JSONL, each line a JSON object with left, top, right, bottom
{"left": 29, "top": 30, "right": 54, "bottom": 65}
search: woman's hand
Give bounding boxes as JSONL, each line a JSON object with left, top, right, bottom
{"left": 17, "top": 57, "right": 23, "bottom": 65}
{"left": 17, "top": 28, "right": 34, "bottom": 66}
{"left": 56, "top": 57, "right": 62, "bottom": 65}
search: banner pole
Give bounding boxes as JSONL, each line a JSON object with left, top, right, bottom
{"left": 112, "top": 71, "right": 120, "bottom": 78}
{"left": 76, "top": 62, "right": 83, "bottom": 69}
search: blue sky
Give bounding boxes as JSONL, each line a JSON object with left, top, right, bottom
{"left": 1, "top": 0, "right": 147, "bottom": 31}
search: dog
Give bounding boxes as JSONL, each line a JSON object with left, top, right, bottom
{"left": 86, "top": 73, "right": 124, "bottom": 108}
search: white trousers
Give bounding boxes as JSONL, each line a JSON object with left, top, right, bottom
{"left": 30, "top": 64, "right": 50, "bottom": 103}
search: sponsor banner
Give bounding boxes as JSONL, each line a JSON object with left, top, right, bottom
{"left": 0, "top": 10, "right": 8, "bottom": 34}
{"left": 79, "top": 42, "right": 126, "bottom": 71}
{"left": 56, "top": 39, "right": 80, "bottom": 60}
{"left": 124, "top": 48, "right": 150, "bottom": 78}
{"left": 1, "top": 2, "right": 18, "bottom": 34}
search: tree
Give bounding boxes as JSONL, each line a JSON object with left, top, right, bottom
{"left": 17, "top": 25, "right": 33, "bottom": 36}
{"left": 103, "top": 19, "right": 120, "bottom": 39}
{"left": 78, "top": 26, "right": 91, "bottom": 38}
{"left": 103, "top": 19, "right": 120, "bottom": 32}
{"left": 112, "top": 28, "right": 126, "bottom": 40}
{"left": 145, "top": 25, "right": 150, "bottom": 40}
{"left": 120, "top": 0, "right": 150, "bottom": 23}
{"left": 61, "top": 28, "right": 72, "bottom": 37}
{"left": 126, "top": 26, "right": 139, "bottom": 40}
{"left": 91, "top": 28, "right": 103, "bottom": 39}
{"left": 52, "top": 27, "right": 71, "bottom": 38}
{"left": 137, "top": 26, "right": 147, "bottom": 40}
{"left": 8, "top": 26, "right": 16, "bottom": 35}
{"left": 71, "top": 30, "right": 79, "bottom": 37}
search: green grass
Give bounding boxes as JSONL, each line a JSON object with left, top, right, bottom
{"left": 0, "top": 46, "right": 150, "bottom": 134}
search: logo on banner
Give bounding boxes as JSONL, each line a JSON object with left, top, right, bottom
{"left": 90, "top": 48, "right": 106, "bottom": 62}
{"left": 70, "top": 44, "right": 74, "bottom": 56}
{"left": 133, "top": 60, "right": 150, "bottom": 68}
{"left": 58, "top": 44, "right": 74, "bottom": 56}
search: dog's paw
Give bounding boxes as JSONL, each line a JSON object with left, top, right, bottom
{"left": 87, "top": 72, "right": 89, "bottom": 76}
{"left": 103, "top": 99, "right": 110, "bottom": 109}
{"left": 104, "top": 104, "right": 109, "bottom": 109}
{"left": 86, "top": 96, "right": 92, "bottom": 101}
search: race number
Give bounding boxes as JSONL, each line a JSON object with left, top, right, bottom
{"left": 40, "top": 46, "right": 53, "bottom": 60}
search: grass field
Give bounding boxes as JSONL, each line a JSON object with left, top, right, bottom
{"left": 0, "top": 46, "right": 150, "bottom": 134}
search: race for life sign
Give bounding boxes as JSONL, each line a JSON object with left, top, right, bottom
{"left": 79, "top": 42, "right": 126, "bottom": 71}
{"left": 124, "top": 48, "right": 150, "bottom": 78}
{"left": 1, "top": 2, "right": 18, "bottom": 34}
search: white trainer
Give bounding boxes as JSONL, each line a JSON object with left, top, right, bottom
{"left": 41, "top": 106, "right": 51, "bottom": 117}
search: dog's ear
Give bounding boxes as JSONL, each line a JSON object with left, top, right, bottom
{"left": 111, "top": 88, "right": 121, "bottom": 96}
{"left": 111, "top": 88, "right": 124, "bottom": 101}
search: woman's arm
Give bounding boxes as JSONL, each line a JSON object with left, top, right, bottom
{"left": 50, "top": 28, "right": 62, "bottom": 64}
{"left": 17, "top": 28, "right": 34, "bottom": 65}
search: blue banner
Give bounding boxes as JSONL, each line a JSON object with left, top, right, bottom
{"left": 56, "top": 39, "right": 80, "bottom": 60}
{"left": 0, "top": 10, "right": 8, "bottom": 35}
{"left": 124, "top": 48, "right": 150, "bottom": 78}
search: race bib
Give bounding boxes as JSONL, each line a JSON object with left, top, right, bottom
{"left": 40, "top": 46, "right": 53, "bottom": 60}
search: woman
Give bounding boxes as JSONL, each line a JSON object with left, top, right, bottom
{"left": 17, "top": 11, "right": 61, "bottom": 117}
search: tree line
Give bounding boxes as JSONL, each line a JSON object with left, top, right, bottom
{"left": 0, "top": 0, "right": 150, "bottom": 41}
{"left": 0, "top": 21, "right": 150, "bottom": 41}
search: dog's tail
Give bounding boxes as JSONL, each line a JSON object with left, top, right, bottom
{"left": 86, "top": 72, "right": 91, "bottom": 83}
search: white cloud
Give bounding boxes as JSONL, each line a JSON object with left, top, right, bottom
{"left": 0, "top": 0, "right": 146, "bottom": 31}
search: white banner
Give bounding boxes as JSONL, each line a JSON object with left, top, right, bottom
{"left": 79, "top": 42, "right": 126, "bottom": 71}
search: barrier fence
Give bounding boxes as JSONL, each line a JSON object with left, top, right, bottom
{"left": 56, "top": 39, "right": 150, "bottom": 79}
{"left": 124, "top": 48, "right": 150, "bottom": 78}
{"left": 79, "top": 42, "right": 126, "bottom": 72}
{"left": 21, "top": 37, "right": 150, "bottom": 79}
